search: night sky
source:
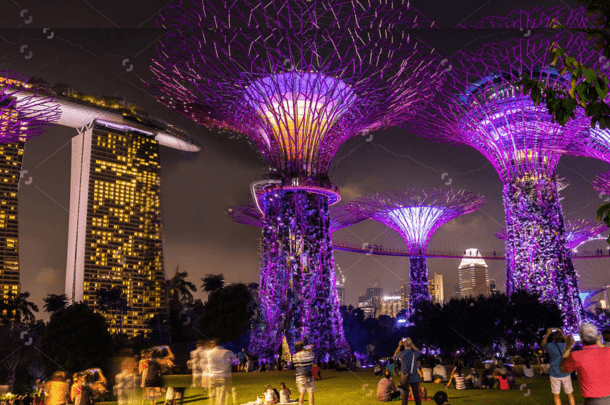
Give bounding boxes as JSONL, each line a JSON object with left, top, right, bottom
{"left": 1, "top": 0, "right": 609, "bottom": 319}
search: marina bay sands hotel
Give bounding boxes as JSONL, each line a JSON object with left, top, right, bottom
{"left": 5, "top": 88, "right": 200, "bottom": 336}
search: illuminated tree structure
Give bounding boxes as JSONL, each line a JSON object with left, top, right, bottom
{"left": 151, "top": 0, "right": 441, "bottom": 357}
{"left": 496, "top": 219, "right": 607, "bottom": 251}
{"left": 593, "top": 171, "right": 610, "bottom": 197}
{"left": 0, "top": 73, "right": 59, "bottom": 300}
{"left": 227, "top": 203, "right": 367, "bottom": 234}
{"left": 409, "top": 8, "right": 597, "bottom": 329}
{"left": 350, "top": 189, "right": 484, "bottom": 307}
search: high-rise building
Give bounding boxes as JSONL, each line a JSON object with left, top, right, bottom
{"left": 490, "top": 279, "right": 498, "bottom": 295}
{"left": 358, "top": 286, "right": 383, "bottom": 318}
{"left": 454, "top": 284, "right": 461, "bottom": 299}
{"left": 0, "top": 142, "right": 23, "bottom": 301}
{"left": 458, "top": 248, "right": 490, "bottom": 298}
{"left": 336, "top": 274, "right": 345, "bottom": 307}
{"left": 401, "top": 281, "right": 410, "bottom": 310}
{"left": 65, "top": 121, "right": 166, "bottom": 336}
{"left": 379, "top": 294, "right": 402, "bottom": 318}
{"left": 428, "top": 272, "right": 444, "bottom": 304}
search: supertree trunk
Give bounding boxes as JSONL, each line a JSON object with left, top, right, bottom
{"left": 503, "top": 176, "right": 584, "bottom": 331}
{"left": 409, "top": 256, "right": 431, "bottom": 307}
{"left": 250, "top": 190, "right": 349, "bottom": 359}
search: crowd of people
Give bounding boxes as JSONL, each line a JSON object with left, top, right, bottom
{"left": 3, "top": 323, "right": 610, "bottom": 405}
{"left": 371, "top": 324, "right": 610, "bottom": 405}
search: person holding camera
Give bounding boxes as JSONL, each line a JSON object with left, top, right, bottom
{"left": 541, "top": 328, "right": 575, "bottom": 405}
{"left": 394, "top": 338, "right": 422, "bottom": 405}
{"left": 560, "top": 322, "right": 610, "bottom": 405}
{"left": 292, "top": 341, "right": 316, "bottom": 405}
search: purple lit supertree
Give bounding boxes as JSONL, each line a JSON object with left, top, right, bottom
{"left": 150, "top": 0, "right": 442, "bottom": 357}
{"left": 593, "top": 171, "right": 610, "bottom": 196}
{"left": 408, "top": 7, "right": 598, "bottom": 330}
{"left": 350, "top": 189, "right": 484, "bottom": 307}
{"left": 496, "top": 219, "right": 607, "bottom": 250}
{"left": 228, "top": 203, "right": 368, "bottom": 234}
{"left": 0, "top": 73, "right": 60, "bottom": 140}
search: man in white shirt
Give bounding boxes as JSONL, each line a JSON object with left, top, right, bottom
{"left": 188, "top": 341, "right": 206, "bottom": 387}
{"left": 206, "top": 340, "right": 236, "bottom": 405}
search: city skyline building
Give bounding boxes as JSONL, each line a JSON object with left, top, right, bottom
{"left": 458, "top": 249, "right": 490, "bottom": 298}
{"left": 0, "top": 142, "right": 24, "bottom": 301}
{"left": 0, "top": 74, "right": 60, "bottom": 302}
{"left": 429, "top": 272, "right": 444, "bottom": 304}
{"left": 65, "top": 121, "right": 166, "bottom": 336}
{"left": 379, "top": 294, "right": 402, "bottom": 318}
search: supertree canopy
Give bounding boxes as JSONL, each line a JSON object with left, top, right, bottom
{"left": 151, "top": 0, "right": 442, "bottom": 358}
{"left": 408, "top": 7, "right": 597, "bottom": 330}
{"left": 0, "top": 73, "right": 60, "bottom": 140}
{"left": 593, "top": 171, "right": 610, "bottom": 195}
{"left": 350, "top": 189, "right": 484, "bottom": 307}
{"left": 228, "top": 202, "right": 368, "bottom": 233}
{"left": 496, "top": 219, "right": 607, "bottom": 250}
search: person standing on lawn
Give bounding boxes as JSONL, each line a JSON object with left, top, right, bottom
{"left": 542, "top": 327, "right": 575, "bottom": 405}
{"left": 394, "top": 338, "right": 421, "bottom": 405}
{"left": 292, "top": 341, "right": 316, "bottom": 405}
{"left": 560, "top": 322, "right": 610, "bottom": 405}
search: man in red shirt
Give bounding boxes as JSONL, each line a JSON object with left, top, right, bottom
{"left": 560, "top": 322, "right": 610, "bottom": 405}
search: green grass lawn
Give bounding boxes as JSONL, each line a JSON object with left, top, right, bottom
{"left": 100, "top": 371, "right": 585, "bottom": 405}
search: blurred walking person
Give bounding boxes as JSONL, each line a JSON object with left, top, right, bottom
{"left": 44, "top": 372, "right": 69, "bottom": 405}
{"left": 206, "top": 340, "right": 236, "bottom": 405}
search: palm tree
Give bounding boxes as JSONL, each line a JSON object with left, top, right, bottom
{"left": 4, "top": 291, "right": 39, "bottom": 324}
{"left": 201, "top": 274, "right": 225, "bottom": 294}
{"left": 43, "top": 294, "right": 69, "bottom": 314}
{"left": 167, "top": 265, "right": 197, "bottom": 304}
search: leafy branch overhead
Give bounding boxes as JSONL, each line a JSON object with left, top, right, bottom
{"left": 519, "top": 1, "right": 610, "bottom": 128}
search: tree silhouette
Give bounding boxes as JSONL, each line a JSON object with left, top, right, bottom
{"left": 95, "top": 287, "right": 129, "bottom": 334}
{"left": 1, "top": 292, "right": 39, "bottom": 325}
{"left": 201, "top": 274, "right": 225, "bottom": 294}
{"left": 167, "top": 266, "right": 197, "bottom": 304}
{"left": 43, "top": 294, "right": 69, "bottom": 314}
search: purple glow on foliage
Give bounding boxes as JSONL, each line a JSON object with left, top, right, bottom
{"left": 408, "top": 8, "right": 597, "bottom": 331}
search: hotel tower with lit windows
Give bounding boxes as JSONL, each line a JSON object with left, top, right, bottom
{"left": 0, "top": 141, "right": 24, "bottom": 301}
{"left": 63, "top": 117, "right": 199, "bottom": 336}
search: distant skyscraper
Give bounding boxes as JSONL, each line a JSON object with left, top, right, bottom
{"left": 490, "top": 279, "right": 498, "bottom": 295}
{"left": 0, "top": 142, "right": 23, "bottom": 301}
{"left": 458, "top": 248, "right": 490, "bottom": 298}
{"left": 65, "top": 122, "right": 166, "bottom": 336}
{"left": 336, "top": 269, "right": 346, "bottom": 307}
{"left": 401, "top": 281, "right": 410, "bottom": 309}
{"left": 379, "top": 293, "right": 402, "bottom": 318}
{"left": 358, "top": 286, "right": 383, "bottom": 319}
{"left": 428, "top": 273, "right": 444, "bottom": 304}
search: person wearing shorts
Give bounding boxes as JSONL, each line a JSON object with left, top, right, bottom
{"left": 292, "top": 341, "right": 316, "bottom": 405}
{"left": 542, "top": 328, "right": 575, "bottom": 405}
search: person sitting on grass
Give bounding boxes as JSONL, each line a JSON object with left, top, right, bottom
{"left": 375, "top": 363, "right": 383, "bottom": 376}
{"left": 433, "top": 361, "right": 448, "bottom": 382}
{"left": 433, "top": 391, "right": 450, "bottom": 405}
{"left": 336, "top": 359, "right": 348, "bottom": 372}
{"left": 279, "top": 382, "right": 292, "bottom": 403}
{"left": 311, "top": 363, "right": 322, "bottom": 380}
{"left": 481, "top": 369, "right": 494, "bottom": 389}
{"left": 264, "top": 384, "right": 279, "bottom": 405}
{"left": 522, "top": 360, "right": 535, "bottom": 378}
{"left": 445, "top": 367, "right": 465, "bottom": 390}
{"left": 376, "top": 371, "right": 401, "bottom": 402}
{"left": 421, "top": 361, "right": 433, "bottom": 383}
{"left": 494, "top": 370, "right": 510, "bottom": 390}
{"left": 465, "top": 368, "right": 481, "bottom": 389}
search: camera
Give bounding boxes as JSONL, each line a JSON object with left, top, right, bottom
{"left": 552, "top": 328, "right": 558, "bottom": 332}
{"left": 402, "top": 337, "right": 408, "bottom": 342}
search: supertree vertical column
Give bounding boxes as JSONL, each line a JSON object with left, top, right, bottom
{"left": 0, "top": 74, "right": 59, "bottom": 301}
{"left": 350, "top": 189, "right": 485, "bottom": 308}
{"left": 228, "top": 201, "right": 367, "bottom": 355}
{"left": 150, "top": 0, "right": 442, "bottom": 357}
{"left": 408, "top": 7, "right": 598, "bottom": 330}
